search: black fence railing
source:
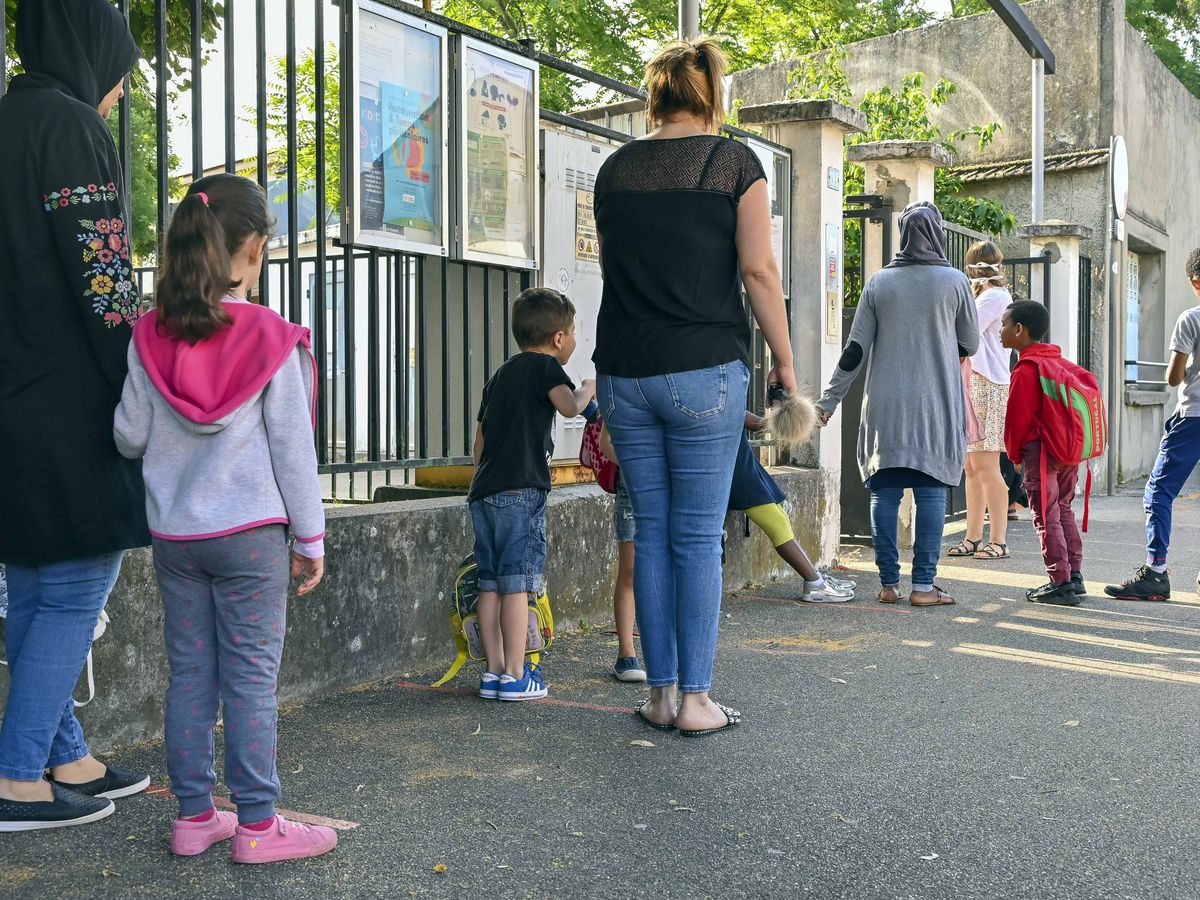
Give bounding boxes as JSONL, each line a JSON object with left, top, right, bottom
{"left": 8, "top": 2, "right": 788, "bottom": 500}
{"left": 1125, "top": 360, "right": 1169, "bottom": 388}
{"left": 1079, "top": 255, "right": 1093, "bottom": 371}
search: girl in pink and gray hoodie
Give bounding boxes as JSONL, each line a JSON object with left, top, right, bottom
{"left": 114, "top": 174, "right": 335, "bottom": 864}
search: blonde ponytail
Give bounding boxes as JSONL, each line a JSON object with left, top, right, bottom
{"left": 645, "top": 37, "right": 728, "bottom": 133}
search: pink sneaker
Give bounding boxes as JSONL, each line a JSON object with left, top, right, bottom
{"left": 230, "top": 815, "right": 338, "bottom": 864}
{"left": 170, "top": 809, "right": 238, "bottom": 857}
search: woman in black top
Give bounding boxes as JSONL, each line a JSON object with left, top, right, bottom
{"left": 0, "top": 0, "right": 149, "bottom": 830}
{"left": 594, "top": 38, "right": 795, "bottom": 736}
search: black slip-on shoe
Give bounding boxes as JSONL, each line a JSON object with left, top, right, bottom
{"left": 0, "top": 784, "right": 114, "bottom": 832}
{"left": 1026, "top": 581, "right": 1081, "bottom": 606}
{"left": 48, "top": 764, "right": 150, "bottom": 800}
{"left": 1070, "top": 572, "right": 1087, "bottom": 595}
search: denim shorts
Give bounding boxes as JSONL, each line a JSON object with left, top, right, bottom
{"left": 613, "top": 476, "right": 635, "bottom": 543}
{"left": 469, "top": 487, "right": 548, "bottom": 595}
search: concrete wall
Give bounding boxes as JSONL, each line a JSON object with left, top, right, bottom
{"left": 0, "top": 468, "right": 828, "bottom": 751}
{"left": 730, "top": 0, "right": 1106, "bottom": 165}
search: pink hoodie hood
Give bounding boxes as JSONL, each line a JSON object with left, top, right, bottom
{"left": 133, "top": 299, "right": 314, "bottom": 426}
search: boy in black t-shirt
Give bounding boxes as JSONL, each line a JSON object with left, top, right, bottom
{"left": 469, "top": 288, "right": 595, "bottom": 701}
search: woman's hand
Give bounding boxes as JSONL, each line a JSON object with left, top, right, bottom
{"left": 767, "top": 363, "right": 797, "bottom": 394}
{"left": 291, "top": 551, "right": 325, "bottom": 596}
{"left": 816, "top": 407, "right": 833, "bottom": 427}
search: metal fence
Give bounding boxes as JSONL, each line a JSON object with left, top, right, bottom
{"left": 4, "top": 1, "right": 787, "bottom": 501}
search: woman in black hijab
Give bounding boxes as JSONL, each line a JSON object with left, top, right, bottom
{"left": 0, "top": 0, "right": 150, "bottom": 831}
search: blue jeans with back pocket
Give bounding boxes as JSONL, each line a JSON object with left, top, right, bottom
{"left": 598, "top": 361, "right": 748, "bottom": 693}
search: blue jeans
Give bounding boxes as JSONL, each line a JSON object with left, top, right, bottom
{"left": 0, "top": 551, "right": 123, "bottom": 781}
{"left": 470, "top": 488, "right": 548, "bottom": 595}
{"left": 599, "top": 361, "right": 749, "bottom": 693}
{"left": 1145, "top": 414, "right": 1200, "bottom": 565}
{"left": 154, "top": 527, "right": 289, "bottom": 823}
{"left": 870, "top": 487, "right": 946, "bottom": 590}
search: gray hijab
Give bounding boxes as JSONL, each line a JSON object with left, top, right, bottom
{"left": 885, "top": 201, "right": 951, "bottom": 268}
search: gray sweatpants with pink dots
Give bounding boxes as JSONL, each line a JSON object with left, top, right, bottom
{"left": 153, "top": 525, "right": 289, "bottom": 824}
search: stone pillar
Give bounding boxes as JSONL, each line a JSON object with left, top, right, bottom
{"left": 845, "top": 141, "right": 952, "bottom": 551}
{"left": 738, "top": 99, "right": 866, "bottom": 564}
{"left": 847, "top": 141, "right": 953, "bottom": 277}
{"left": 1015, "top": 222, "right": 1094, "bottom": 365}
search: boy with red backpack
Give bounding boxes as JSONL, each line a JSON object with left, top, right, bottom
{"left": 1002, "top": 300, "right": 1108, "bottom": 606}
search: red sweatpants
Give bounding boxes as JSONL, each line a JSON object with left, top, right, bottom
{"left": 1021, "top": 441, "right": 1083, "bottom": 584}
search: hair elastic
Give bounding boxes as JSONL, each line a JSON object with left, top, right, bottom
{"left": 195, "top": 191, "right": 209, "bottom": 206}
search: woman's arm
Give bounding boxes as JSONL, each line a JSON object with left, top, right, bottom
{"left": 816, "top": 286, "right": 878, "bottom": 422}
{"left": 735, "top": 179, "right": 795, "bottom": 392}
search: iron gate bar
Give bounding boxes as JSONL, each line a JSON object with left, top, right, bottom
{"left": 342, "top": 245, "right": 356, "bottom": 472}
{"left": 155, "top": 1, "right": 169, "bottom": 248}
{"left": 440, "top": 259, "right": 450, "bottom": 459}
{"left": 367, "top": 249, "right": 381, "bottom": 462}
{"left": 1078, "top": 255, "right": 1092, "bottom": 371}
{"left": 118, "top": 0, "right": 132, "bottom": 202}
{"left": 191, "top": 0, "right": 203, "bottom": 182}
{"left": 417, "top": 257, "right": 428, "bottom": 459}
{"left": 255, "top": 0, "right": 270, "bottom": 305}
{"left": 225, "top": 1, "right": 236, "bottom": 173}
{"left": 285, "top": 0, "right": 301, "bottom": 323}
{"left": 313, "top": 0, "right": 329, "bottom": 464}
{"left": 540, "top": 109, "right": 632, "bottom": 145}
{"left": 462, "top": 266, "right": 472, "bottom": 458}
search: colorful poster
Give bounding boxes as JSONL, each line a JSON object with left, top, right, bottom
{"left": 352, "top": 4, "right": 445, "bottom": 252}
{"left": 381, "top": 82, "right": 438, "bottom": 232}
{"left": 463, "top": 45, "right": 535, "bottom": 262}
{"left": 358, "top": 96, "right": 384, "bottom": 231}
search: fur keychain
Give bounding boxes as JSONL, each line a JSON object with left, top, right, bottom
{"left": 765, "top": 383, "right": 819, "bottom": 453}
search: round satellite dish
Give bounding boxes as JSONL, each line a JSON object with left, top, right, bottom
{"left": 1111, "top": 135, "right": 1129, "bottom": 220}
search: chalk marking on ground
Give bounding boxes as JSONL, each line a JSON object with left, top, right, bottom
{"left": 394, "top": 678, "right": 635, "bottom": 715}
{"left": 728, "top": 592, "right": 914, "bottom": 613}
{"left": 975, "top": 603, "right": 1005, "bottom": 613}
{"left": 994, "top": 621, "right": 1195, "bottom": 656}
{"left": 839, "top": 559, "right": 1200, "bottom": 606}
{"left": 145, "top": 785, "right": 360, "bottom": 830}
{"left": 954, "top": 617, "right": 980, "bottom": 623}
{"left": 952, "top": 643, "right": 1200, "bottom": 685}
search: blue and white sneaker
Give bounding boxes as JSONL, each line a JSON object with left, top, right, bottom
{"left": 479, "top": 672, "right": 501, "bottom": 700}
{"left": 498, "top": 663, "right": 548, "bottom": 701}
{"left": 612, "top": 656, "right": 647, "bottom": 683}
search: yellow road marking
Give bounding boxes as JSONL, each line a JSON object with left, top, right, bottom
{"left": 994, "top": 621, "right": 1194, "bottom": 655}
{"left": 952, "top": 643, "right": 1200, "bottom": 685}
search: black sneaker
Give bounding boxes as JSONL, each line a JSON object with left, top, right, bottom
{"left": 48, "top": 764, "right": 150, "bottom": 800}
{"left": 1103, "top": 566, "right": 1171, "bottom": 601}
{"left": 1026, "top": 581, "right": 1081, "bottom": 606}
{"left": 0, "top": 783, "right": 114, "bottom": 832}
{"left": 1070, "top": 571, "right": 1087, "bottom": 595}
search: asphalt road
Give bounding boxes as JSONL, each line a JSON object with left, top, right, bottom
{"left": 4, "top": 488, "right": 1200, "bottom": 899}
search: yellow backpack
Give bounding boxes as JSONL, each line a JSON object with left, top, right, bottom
{"left": 433, "top": 554, "right": 555, "bottom": 687}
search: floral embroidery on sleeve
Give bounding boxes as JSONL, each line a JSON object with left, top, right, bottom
{"left": 43, "top": 182, "right": 118, "bottom": 211}
{"left": 78, "top": 216, "right": 139, "bottom": 327}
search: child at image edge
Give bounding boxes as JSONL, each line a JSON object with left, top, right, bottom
{"left": 469, "top": 288, "right": 595, "bottom": 701}
{"left": 1104, "top": 248, "right": 1200, "bottom": 601}
{"left": 114, "top": 174, "right": 337, "bottom": 863}
{"left": 1001, "top": 300, "right": 1085, "bottom": 607}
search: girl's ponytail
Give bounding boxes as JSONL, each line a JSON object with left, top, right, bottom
{"left": 155, "top": 174, "right": 274, "bottom": 344}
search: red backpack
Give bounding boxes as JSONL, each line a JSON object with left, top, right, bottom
{"left": 1014, "top": 353, "right": 1108, "bottom": 531}
{"left": 579, "top": 418, "right": 620, "bottom": 494}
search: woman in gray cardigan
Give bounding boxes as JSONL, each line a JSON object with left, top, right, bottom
{"left": 816, "top": 202, "right": 979, "bottom": 606}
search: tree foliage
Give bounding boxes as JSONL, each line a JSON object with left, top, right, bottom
{"left": 436, "top": 0, "right": 931, "bottom": 111}
{"left": 789, "top": 48, "right": 1016, "bottom": 237}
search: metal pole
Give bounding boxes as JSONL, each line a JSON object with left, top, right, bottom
{"left": 1032, "top": 57, "right": 1045, "bottom": 224}
{"left": 679, "top": 0, "right": 700, "bottom": 39}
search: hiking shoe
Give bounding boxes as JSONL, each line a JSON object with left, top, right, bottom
{"left": 48, "top": 764, "right": 149, "bottom": 800}
{"left": 479, "top": 672, "right": 501, "bottom": 700}
{"left": 802, "top": 579, "right": 854, "bottom": 603}
{"left": 230, "top": 815, "right": 337, "bottom": 864}
{"left": 613, "top": 656, "right": 647, "bottom": 683}
{"left": 171, "top": 809, "right": 239, "bottom": 857}
{"left": 1104, "top": 566, "right": 1170, "bottom": 601}
{"left": 498, "top": 663, "right": 548, "bottom": 701}
{"left": 0, "top": 783, "right": 114, "bottom": 832}
{"left": 1026, "top": 582, "right": 1081, "bottom": 606}
{"left": 1070, "top": 571, "right": 1087, "bottom": 595}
